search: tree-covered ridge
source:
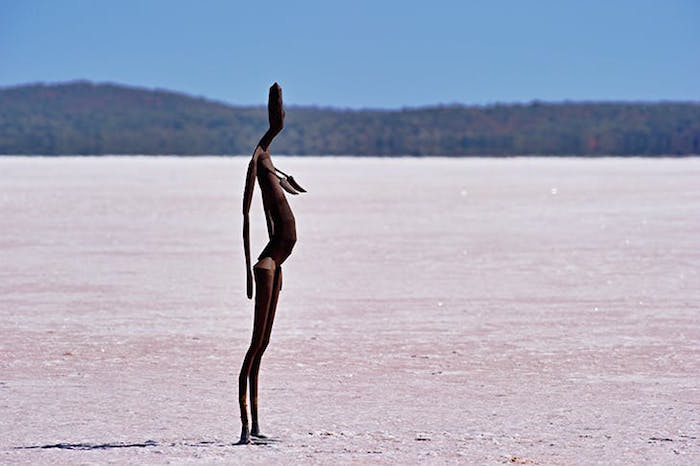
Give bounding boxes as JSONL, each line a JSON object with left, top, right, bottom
{"left": 1, "top": 81, "right": 699, "bottom": 155}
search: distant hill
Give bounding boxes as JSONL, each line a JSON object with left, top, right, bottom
{"left": 1, "top": 81, "right": 699, "bottom": 156}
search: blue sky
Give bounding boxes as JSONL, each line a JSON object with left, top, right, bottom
{"left": 1, "top": 0, "right": 698, "bottom": 108}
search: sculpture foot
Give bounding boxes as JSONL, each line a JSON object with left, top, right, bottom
{"left": 250, "top": 428, "right": 268, "bottom": 439}
{"left": 236, "top": 426, "right": 251, "bottom": 445}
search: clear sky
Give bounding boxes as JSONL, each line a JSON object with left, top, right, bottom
{"left": 1, "top": 0, "right": 698, "bottom": 108}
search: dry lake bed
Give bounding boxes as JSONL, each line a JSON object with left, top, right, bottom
{"left": 1, "top": 156, "right": 698, "bottom": 464}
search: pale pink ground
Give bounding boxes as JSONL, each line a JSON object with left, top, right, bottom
{"left": 0, "top": 156, "right": 698, "bottom": 465}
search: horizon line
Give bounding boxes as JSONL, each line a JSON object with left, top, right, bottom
{"left": 3, "top": 79, "right": 700, "bottom": 111}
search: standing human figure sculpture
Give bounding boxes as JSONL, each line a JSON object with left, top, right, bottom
{"left": 238, "top": 83, "right": 305, "bottom": 445}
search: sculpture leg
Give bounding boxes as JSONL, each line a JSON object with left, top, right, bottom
{"left": 237, "top": 257, "right": 276, "bottom": 444}
{"left": 249, "top": 266, "right": 282, "bottom": 438}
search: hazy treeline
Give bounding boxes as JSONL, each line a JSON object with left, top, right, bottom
{"left": 1, "top": 81, "right": 699, "bottom": 156}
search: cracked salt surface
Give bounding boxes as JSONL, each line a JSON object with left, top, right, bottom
{"left": 1, "top": 156, "right": 699, "bottom": 464}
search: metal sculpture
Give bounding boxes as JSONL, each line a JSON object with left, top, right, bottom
{"left": 238, "top": 83, "right": 305, "bottom": 444}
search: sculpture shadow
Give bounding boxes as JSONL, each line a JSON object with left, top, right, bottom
{"left": 15, "top": 437, "right": 278, "bottom": 451}
{"left": 16, "top": 440, "right": 160, "bottom": 450}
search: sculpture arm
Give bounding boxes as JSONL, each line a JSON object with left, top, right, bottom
{"left": 242, "top": 148, "right": 260, "bottom": 299}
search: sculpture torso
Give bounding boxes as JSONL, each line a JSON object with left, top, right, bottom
{"left": 256, "top": 150, "right": 296, "bottom": 263}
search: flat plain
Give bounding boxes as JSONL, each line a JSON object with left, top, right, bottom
{"left": 1, "top": 156, "right": 698, "bottom": 464}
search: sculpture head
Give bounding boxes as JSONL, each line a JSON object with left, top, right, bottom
{"left": 268, "top": 83, "right": 285, "bottom": 131}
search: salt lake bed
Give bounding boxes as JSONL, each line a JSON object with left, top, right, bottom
{"left": 1, "top": 156, "right": 698, "bottom": 464}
